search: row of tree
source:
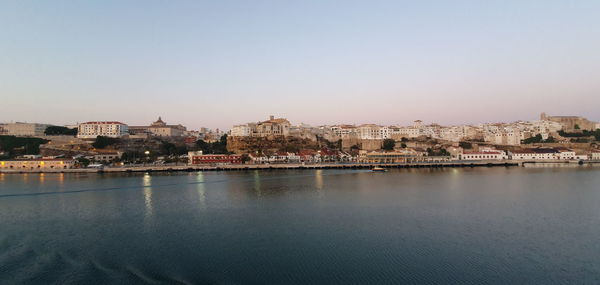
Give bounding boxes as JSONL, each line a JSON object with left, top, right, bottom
{"left": 0, "top": 135, "right": 49, "bottom": 158}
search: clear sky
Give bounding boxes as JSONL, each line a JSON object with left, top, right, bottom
{"left": 1, "top": 0, "right": 599, "bottom": 130}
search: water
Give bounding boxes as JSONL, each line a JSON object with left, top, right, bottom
{"left": 0, "top": 167, "right": 599, "bottom": 284}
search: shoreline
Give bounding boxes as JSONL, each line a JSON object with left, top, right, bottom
{"left": 2, "top": 160, "right": 598, "bottom": 174}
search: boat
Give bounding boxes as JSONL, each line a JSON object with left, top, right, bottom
{"left": 371, "top": 167, "right": 387, "bottom": 172}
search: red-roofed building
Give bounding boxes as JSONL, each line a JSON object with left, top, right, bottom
{"left": 188, "top": 151, "right": 242, "bottom": 165}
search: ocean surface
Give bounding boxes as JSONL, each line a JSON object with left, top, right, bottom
{"left": 0, "top": 166, "right": 599, "bottom": 284}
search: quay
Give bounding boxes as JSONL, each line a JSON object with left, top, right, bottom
{"left": 2, "top": 160, "right": 599, "bottom": 174}
{"left": 1, "top": 161, "right": 520, "bottom": 174}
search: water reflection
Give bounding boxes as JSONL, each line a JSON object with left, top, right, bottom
{"left": 315, "top": 170, "right": 324, "bottom": 190}
{"left": 39, "top": 173, "right": 45, "bottom": 184}
{"left": 253, "top": 170, "right": 262, "bottom": 197}
{"left": 142, "top": 173, "right": 153, "bottom": 224}
{"left": 196, "top": 172, "right": 206, "bottom": 209}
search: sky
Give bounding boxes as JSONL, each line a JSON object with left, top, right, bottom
{"left": 1, "top": 0, "right": 599, "bottom": 130}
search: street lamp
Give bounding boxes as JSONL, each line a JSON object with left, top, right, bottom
{"left": 144, "top": 150, "right": 150, "bottom": 166}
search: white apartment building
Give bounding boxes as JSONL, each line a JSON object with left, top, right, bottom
{"left": 357, "top": 124, "right": 389, "bottom": 140}
{"left": 390, "top": 126, "right": 421, "bottom": 138}
{"left": 77, "top": 121, "right": 129, "bottom": 139}
{"left": 3, "top": 122, "right": 53, "bottom": 136}
{"left": 230, "top": 124, "right": 253, "bottom": 137}
{"left": 330, "top": 125, "right": 358, "bottom": 139}
{"left": 591, "top": 151, "right": 600, "bottom": 160}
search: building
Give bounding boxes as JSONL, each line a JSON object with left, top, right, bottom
{"left": 358, "top": 150, "right": 428, "bottom": 164}
{"left": 591, "top": 150, "right": 600, "bottom": 160}
{"left": 231, "top": 124, "right": 253, "bottom": 137}
{"left": 91, "top": 152, "right": 122, "bottom": 163}
{"left": 77, "top": 121, "right": 129, "bottom": 139}
{"left": 2, "top": 122, "right": 53, "bottom": 136}
{"left": 129, "top": 117, "right": 187, "bottom": 137}
{"left": 510, "top": 148, "right": 559, "bottom": 160}
{"left": 0, "top": 158, "right": 75, "bottom": 170}
{"left": 541, "top": 112, "right": 597, "bottom": 131}
{"left": 188, "top": 151, "right": 242, "bottom": 165}
{"left": 357, "top": 124, "right": 389, "bottom": 140}
{"left": 230, "top": 116, "right": 291, "bottom": 137}
{"left": 460, "top": 150, "right": 507, "bottom": 160}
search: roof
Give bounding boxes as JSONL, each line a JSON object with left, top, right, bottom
{"left": 81, "top": 121, "right": 126, "bottom": 125}
{"left": 463, "top": 151, "right": 503, "bottom": 155}
{"left": 512, "top": 148, "right": 559, "bottom": 154}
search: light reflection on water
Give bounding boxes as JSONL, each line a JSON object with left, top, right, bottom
{"left": 142, "top": 173, "right": 153, "bottom": 224}
{"left": 196, "top": 172, "right": 206, "bottom": 209}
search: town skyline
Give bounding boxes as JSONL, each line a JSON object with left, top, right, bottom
{"left": 1, "top": 112, "right": 599, "bottom": 132}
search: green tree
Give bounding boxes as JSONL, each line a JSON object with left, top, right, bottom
{"left": 241, "top": 154, "right": 251, "bottom": 164}
{"left": 574, "top": 124, "right": 580, "bottom": 130}
{"left": 195, "top": 135, "right": 229, "bottom": 154}
{"left": 382, "top": 139, "right": 395, "bottom": 151}
{"left": 522, "top": 134, "right": 543, "bottom": 144}
{"left": 401, "top": 143, "right": 407, "bottom": 148}
{"left": 0, "top": 135, "right": 49, "bottom": 157}
{"left": 459, "top": 141, "right": 472, "bottom": 149}
{"left": 92, "top": 136, "right": 119, "bottom": 149}
{"left": 44, "top": 126, "right": 77, "bottom": 136}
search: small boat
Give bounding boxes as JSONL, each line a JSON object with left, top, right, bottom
{"left": 371, "top": 167, "right": 387, "bottom": 172}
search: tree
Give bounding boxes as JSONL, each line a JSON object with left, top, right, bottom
{"left": 92, "top": 136, "right": 119, "bottom": 149}
{"left": 382, "top": 139, "right": 395, "bottom": 151}
{"left": 574, "top": 124, "right": 580, "bottom": 130}
{"left": 459, "top": 141, "right": 472, "bottom": 149}
{"left": 522, "top": 134, "right": 543, "bottom": 144}
{"left": 241, "top": 154, "right": 251, "bottom": 164}
{"left": 401, "top": 143, "right": 407, "bottom": 148}
{"left": 195, "top": 135, "right": 229, "bottom": 154}
{"left": 544, "top": 136, "right": 556, "bottom": 143}
{"left": 401, "top": 137, "right": 409, "bottom": 142}
{"left": 0, "top": 135, "right": 48, "bottom": 157}
{"left": 44, "top": 126, "right": 77, "bottom": 136}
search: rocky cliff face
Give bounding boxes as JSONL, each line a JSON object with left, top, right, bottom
{"left": 227, "top": 136, "right": 322, "bottom": 155}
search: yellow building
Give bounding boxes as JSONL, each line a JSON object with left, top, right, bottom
{"left": 0, "top": 159, "right": 75, "bottom": 170}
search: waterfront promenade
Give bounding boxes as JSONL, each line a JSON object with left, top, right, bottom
{"left": 2, "top": 160, "right": 598, "bottom": 174}
{"left": 0, "top": 161, "right": 522, "bottom": 173}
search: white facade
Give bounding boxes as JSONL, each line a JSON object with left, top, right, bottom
{"left": 230, "top": 124, "right": 252, "bottom": 137}
{"left": 461, "top": 150, "right": 507, "bottom": 160}
{"left": 77, "top": 121, "right": 129, "bottom": 139}
{"left": 511, "top": 149, "right": 558, "bottom": 160}
{"left": 358, "top": 124, "right": 389, "bottom": 140}
{"left": 390, "top": 126, "right": 421, "bottom": 138}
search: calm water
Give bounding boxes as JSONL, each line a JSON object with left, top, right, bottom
{"left": 1, "top": 166, "right": 599, "bottom": 284}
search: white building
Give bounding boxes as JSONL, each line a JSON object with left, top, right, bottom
{"left": 390, "top": 126, "right": 421, "bottom": 138}
{"left": 510, "top": 148, "right": 559, "bottom": 160}
{"left": 591, "top": 151, "right": 600, "bottom": 160}
{"left": 230, "top": 124, "right": 253, "bottom": 137}
{"left": 460, "top": 150, "right": 507, "bottom": 160}
{"left": 77, "top": 121, "right": 129, "bottom": 139}
{"left": 357, "top": 124, "right": 389, "bottom": 140}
